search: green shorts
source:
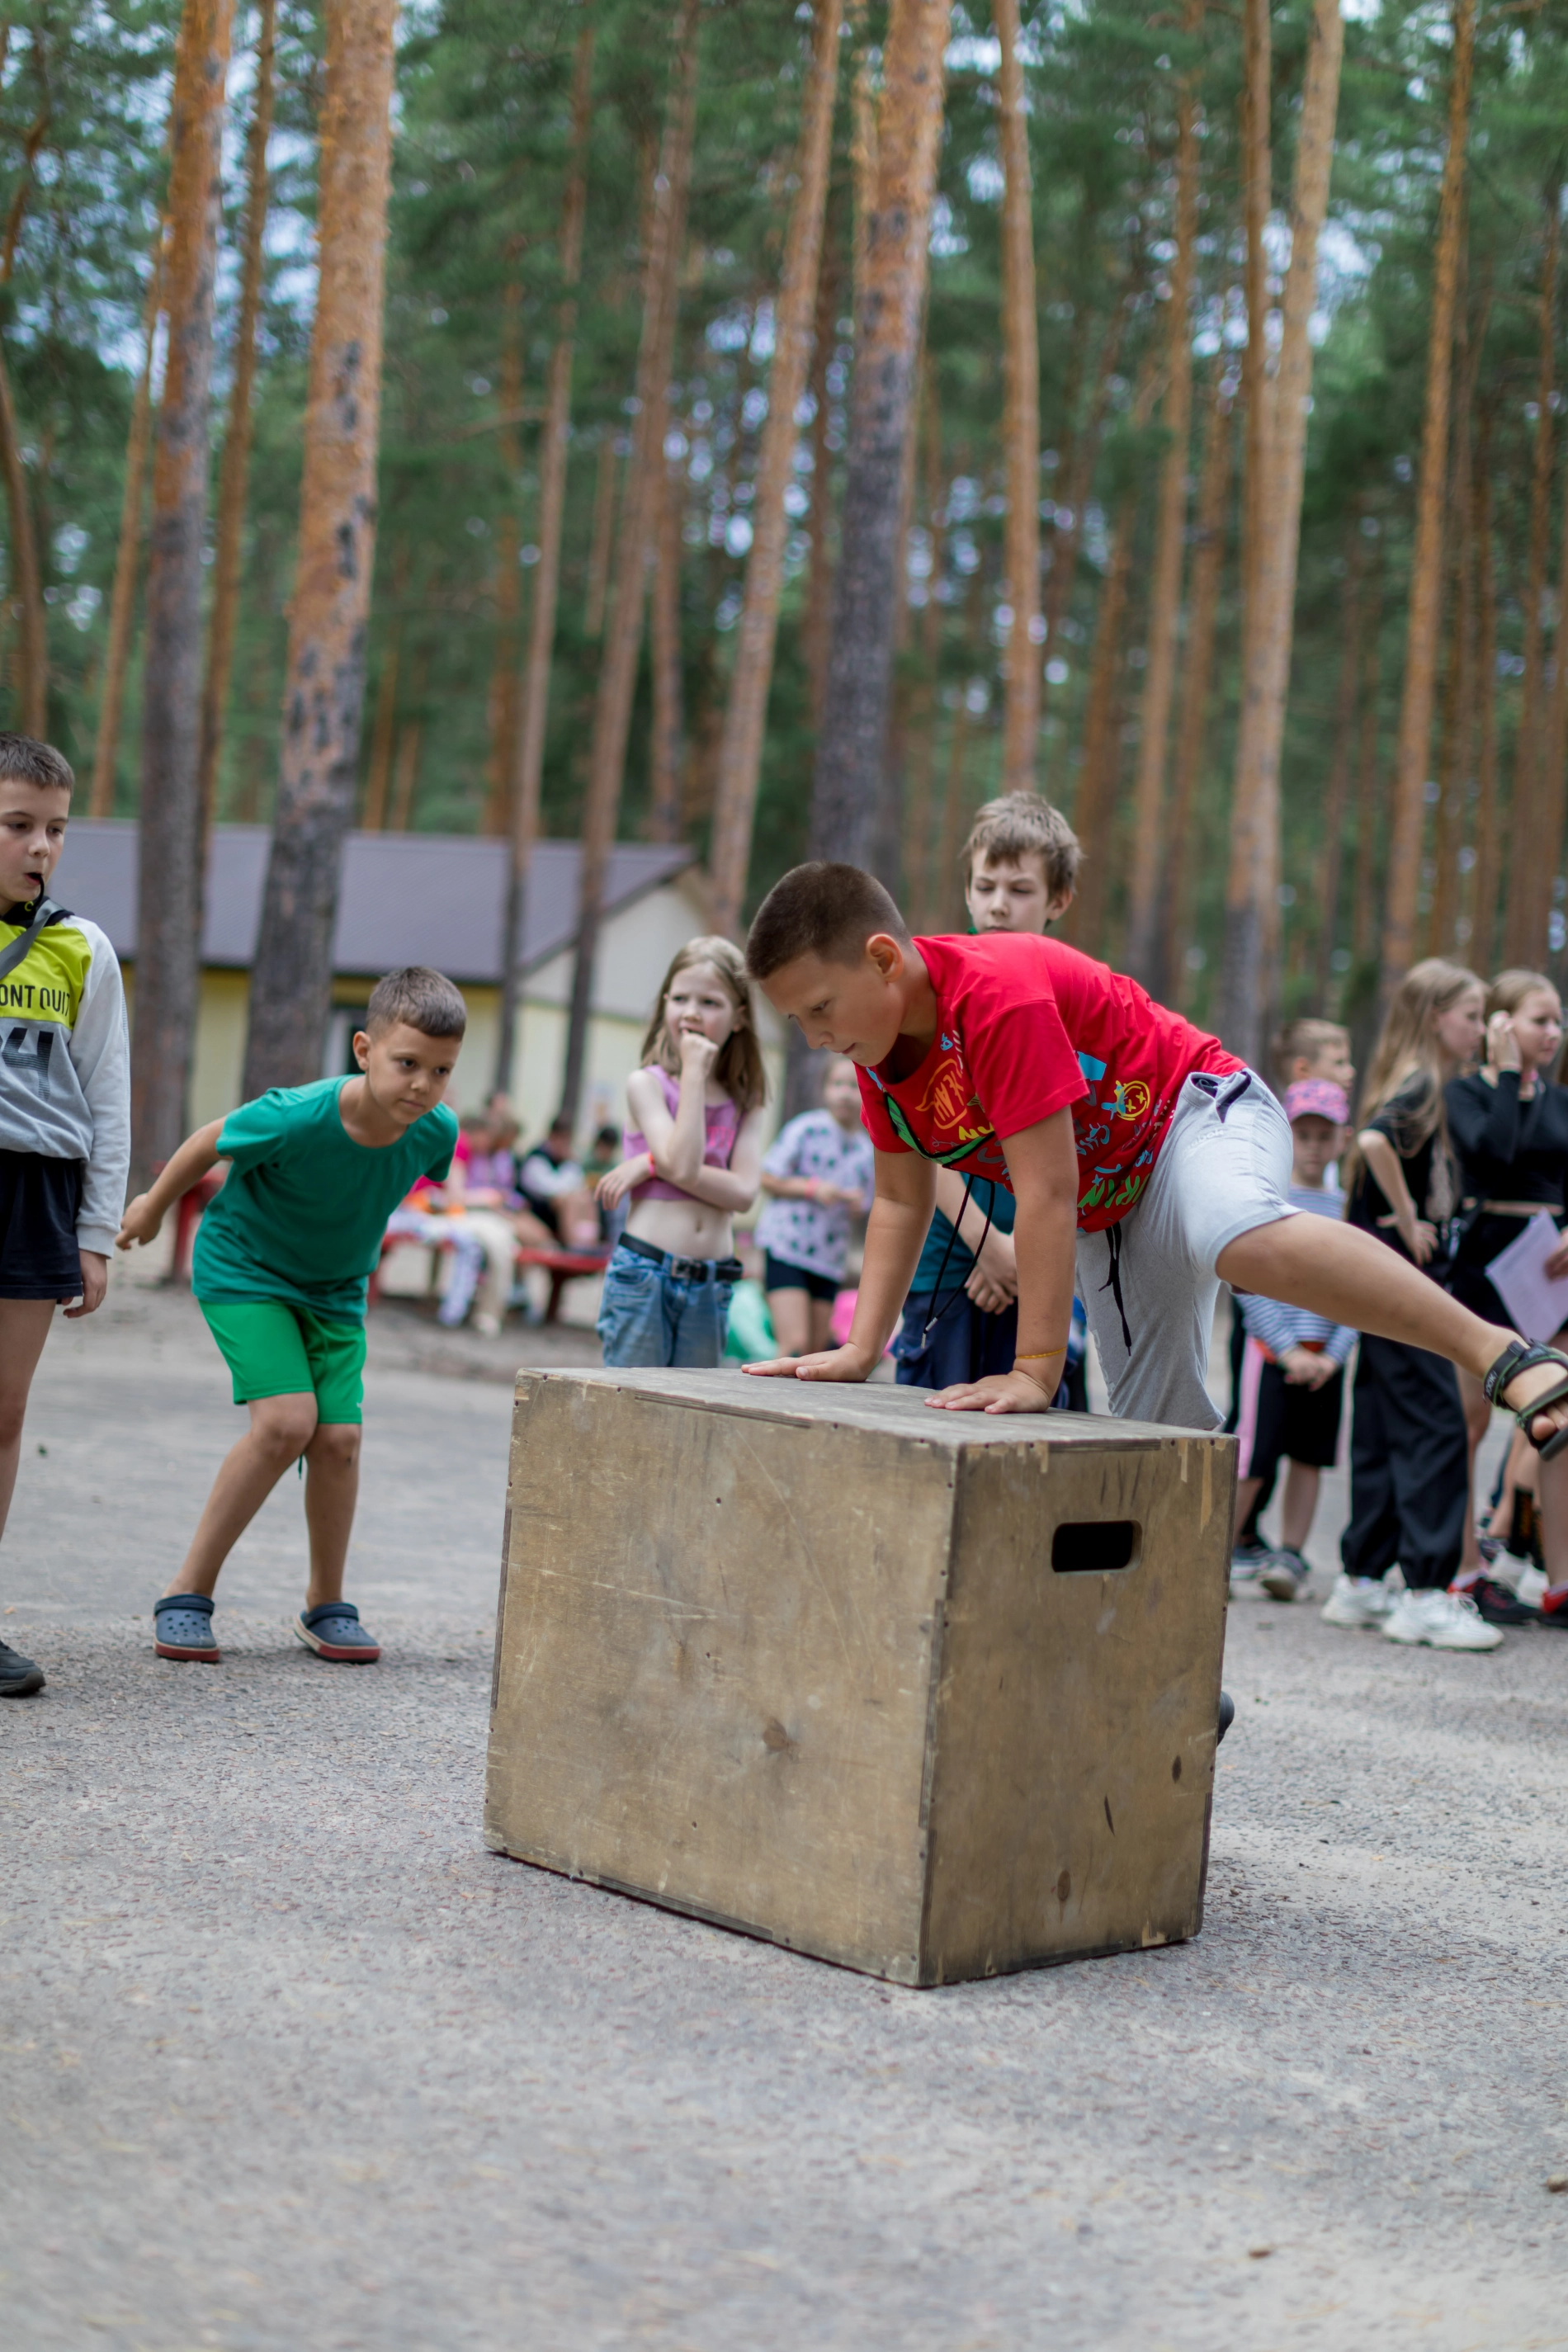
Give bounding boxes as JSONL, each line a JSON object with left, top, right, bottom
{"left": 199, "top": 1300, "right": 366, "bottom": 1424}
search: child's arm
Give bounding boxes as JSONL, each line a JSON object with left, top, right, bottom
{"left": 933, "top": 1165, "right": 1018, "bottom": 1298}
{"left": 1358, "top": 1131, "right": 1435, "bottom": 1264}
{"left": 629, "top": 1038, "right": 714, "bottom": 1191}
{"left": 116, "top": 1120, "right": 226, "bottom": 1250}
{"left": 744, "top": 1147, "right": 936, "bottom": 1378}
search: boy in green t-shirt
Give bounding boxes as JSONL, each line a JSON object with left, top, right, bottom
{"left": 116, "top": 966, "right": 465, "bottom": 1665}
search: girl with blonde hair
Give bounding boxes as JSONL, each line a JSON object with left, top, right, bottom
{"left": 595, "top": 937, "right": 767, "bottom": 1367}
{"left": 1325, "top": 960, "right": 1495, "bottom": 1648}
{"left": 1446, "top": 968, "right": 1568, "bottom": 1625}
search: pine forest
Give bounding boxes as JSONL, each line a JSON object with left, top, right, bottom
{"left": 8, "top": 0, "right": 1568, "bottom": 1126}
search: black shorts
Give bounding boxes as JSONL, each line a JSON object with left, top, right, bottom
{"left": 1235, "top": 1344, "right": 1344, "bottom": 1481}
{"left": 763, "top": 1251, "right": 839, "bottom": 1304}
{"left": 0, "top": 1150, "right": 84, "bottom": 1298}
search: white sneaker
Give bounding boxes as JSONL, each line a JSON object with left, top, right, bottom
{"left": 1320, "top": 1573, "right": 1396, "bottom": 1630}
{"left": 1382, "top": 1587, "right": 1504, "bottom": 1651}
{"left": 1514, "top": 1563, "right": 1549, "bottom": 1611}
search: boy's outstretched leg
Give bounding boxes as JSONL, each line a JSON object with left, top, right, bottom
{"left": 294, "top": 1421, "right": 379, "bottom": 1663}
{"left": 156, "top": 1393, "right": 318, "bottom": 1661}
{"left": 0, "top": 1299, "right": 54, "bottom": 1695}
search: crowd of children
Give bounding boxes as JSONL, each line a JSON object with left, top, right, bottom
{"left": 7, "top": 718, "right": 1568, "bottom": 1701}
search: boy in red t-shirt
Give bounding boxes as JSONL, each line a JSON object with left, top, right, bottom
{"left": 740, "top": 863, "right": 1568, "bottom": 1459}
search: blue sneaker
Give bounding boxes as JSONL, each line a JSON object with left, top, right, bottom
{"left": 153, "top": 1593, "right": 220, "bottom": 1663}
{"left": 293, "top": 1602, "right": 380, "bottom": 1664}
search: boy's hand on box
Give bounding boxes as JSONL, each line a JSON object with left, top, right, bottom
{"left": 743, "top": 1343, "right": 876, "bottom": 1384}
{"left": 115, "top": 1193, "right": 163, "bottom": 1252}
{"left": 927, "top": 1368, "right": 1054, "bottom": 1415}
{"left": 64, "top": 1250, "right": 108, "bottom": 1318}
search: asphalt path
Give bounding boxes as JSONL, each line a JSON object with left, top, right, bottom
{"left": 3, "top": 1288, "right": 1566, "bottom": 2350}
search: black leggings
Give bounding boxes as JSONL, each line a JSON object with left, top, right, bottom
{"left": 1340, "top": 1334, "right": 1469, "bottom": 1590}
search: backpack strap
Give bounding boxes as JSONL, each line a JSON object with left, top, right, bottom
{"left": 0, "top": 896, "right": 67, "bottom": 989}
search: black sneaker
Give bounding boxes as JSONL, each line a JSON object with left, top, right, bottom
{"left": 1230, "top": 1540, "right": 1271, "bottom": 1585}
{"left": 1466, "top": 1575, "right": 1539, "bottom": 1627}
{"left": 0, "top": 1639, "right": 45, "bottom": 1697}
{"left": 1259, "top": 1547, "right": 1311, "bottom": 1603}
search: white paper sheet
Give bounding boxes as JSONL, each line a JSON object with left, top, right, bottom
{"left": 1482, "top": 1212, "right": 1568, "bottom": 1344}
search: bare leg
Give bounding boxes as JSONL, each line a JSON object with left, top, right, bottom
{"left": 1233, "top": 1474, "right": 1265, "bottom": 1539}
{"left": 1486, "top": 1428, "right": 1533, "bottom": 1539}
{"left": 0, "top": 1300, "right": 55, "bottom": 1547}
{"left": 808, "top": 1295, "right": 837, "bottom": 1353}
{"left": 1454, "top": 1366, "right": 1491, "bottom": 1570}
{"left": 1279, "top": 1461, "right": 1320, "bottom": 1553}
{"left": 164, "top": 1393, "right": 319, "bottom": 1599}
{"left": 301, "top": 1422, "right": 361, "bottom": 1610}
{"left": 1216, "top": 1219, "right": 1568, "bottom": 1440}
{"left": 767, "top": 1287, "right": 810, "bottom": 1358}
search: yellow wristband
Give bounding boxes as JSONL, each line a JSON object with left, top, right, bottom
{"left": 1014, "top": 1348, "right": 1066, "bottom": 1364}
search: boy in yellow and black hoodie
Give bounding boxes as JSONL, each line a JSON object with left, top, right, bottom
{"left": 0, "top": 734, "right": 130, "bottom": 1697}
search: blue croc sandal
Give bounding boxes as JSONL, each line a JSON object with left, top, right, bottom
{"left": 153, "top": 1593, "right": 220, "bottom": 1663}
{"left": 294, "top": 1602, "right": 381, "bottom": 1664}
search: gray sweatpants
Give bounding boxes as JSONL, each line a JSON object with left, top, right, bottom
{"left": 1075, "top": 1070, "right": 1295, "bottom": 1430}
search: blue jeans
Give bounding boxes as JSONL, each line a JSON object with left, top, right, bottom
{"left": 597, "top": 1241, "right": 734, "bottom": 1367}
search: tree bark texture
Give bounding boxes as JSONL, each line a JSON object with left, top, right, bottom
{"left": 196, "top": 0, "right": 276, "bottom": 852}
{"left": 1350, "top": 538, "right": 1386, "bottom": 975}
{"left": 1429, "top": 290, "right": 1484, "bottom": 958}
{"left": 1378, "top": 0, "right": 1475, "bottom": 1003}
{"left": 130, "top": 0, "right": 233, "bottom": 1186}
{"left": 709, "top": 0, "right": 843, "bottom": 937}
{"left": 808, "top": 0, "right": 953, "bottom": 875}
{"left": 90, "top": 223, "right": 165, "bottom": 817}
{"left": 647, "top": 449, "right": 685, "bottom": 843}
{"left": 1122, "top": 23, "right": 1201, "bottom": 985}
{"left": 1158, "top": 375, "right": 1233, "bottom": 1006}
{"left": 1218, "top": 0, "right": 1342, "bottom": 1063}
{"left": 558, "top": 0, "right": 700, "bottom": 1128}
{"left": 904, "top": 371, "right": 945, "bottom": 926}
{"left": 1503, "top": 189, "right": 1557, "bottom": 958}
{"left": 243, "top": 0, "right": 398, "bottom": 1100}
{"left": 494, "top": 10, "right": 594, "bottom": 1100}
{"left": 993, "top": 0, "right": 1040, "bottom": 793}
{"left": 0, "top": 340, "right": 45, "bottom": 736}
{"left": 1038, "top": 269, "right": 1134, "bottom": 742}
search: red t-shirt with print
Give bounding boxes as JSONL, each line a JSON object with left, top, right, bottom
{"left": 855, "top": 933, "right": 1244, "bottom": 1233}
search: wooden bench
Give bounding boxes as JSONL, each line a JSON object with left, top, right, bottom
{"left": 373, "top": 1229, "right": 609, "bottom": 1325}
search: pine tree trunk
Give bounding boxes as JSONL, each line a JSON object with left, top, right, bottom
{"left": 242, "top": 0, "right": 398, "bottom": 1100}
{"left": 196, "top": 0, "right": 276, "bottom": 854}
{"left": 1378, "top": 0, "right": 1476, "bottom": 1001}
{"left": 1060, "top": 489, "right": 1136, "bottom": 954}
{"left": 1038, "top": 272, "right": 1134, "bottom": 739}
{"left": 1123, "top": 19, "right": 1200, "bottom": 984}
{"left": 647, "top": 448, "right": 685, "bottom": 843}
{"left": 130, "top": 0, "right": 234, "bottom": 1188}
{"left": 1429, "top": 291, "right": 1484, "bottom": 957}
{"left": 1350, "top": 541, "right": 1386, "bottom": 975}
{"left": 993, "top": 0, "right": 1040, "bottom": 793}
{"left": 1219, "top": 0, "right": 1343, "bottom": 1062}
{"left": 361, "top": 623, "right": 399, "bottom": 831}
{"left": 582, "top": 433, "right": 617, "bottom": 637}
{"left": 808, "top": 0, "right": 953, "bottom": 874}
{"left": 90, "top": 223, "right": 164, "bottom": 817}
{"left": 1157, "top": 374, "right": 1233, "bottom": 1004}
{"left": 558, "top": 0, "right": 700, "bottom": 1128}
{"left": 494, "top": 10, "right": 593, "bottom": 1101}
{"left": 1312, "top": 511, "right": 1366, "bottom": 1003}
{"left": 0, "top": 341, "right": 45, "bottom": 737}
{"left": 904, "top": 368, "right": 945, "bottom": 926}
{"left": 1531, "top": 366, "right": 1568, "bottom": 969}
{"left": 933, "top": 561, "right": 987, "bottom": 930}
{"left": 1468, "top": 413, "right": 1500, "bottom": 969}
{"left": 1503, "top": 189, "right": 1557, "bottom": 958}
{"left": 804, "top": 212, "right": 841, "bottom": 731}
{"left": 481, "top": 264, "right": 527, "bottom": 839}
{"left": 709, "top": 0, "right": 843, "bottom": 936}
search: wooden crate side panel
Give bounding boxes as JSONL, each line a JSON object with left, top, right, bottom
{"left": 920, "top": 1436, "right": 1234, "bottom": 1981}
{"left": 484, "top": 1378, "right": 954, "bottom": 1979}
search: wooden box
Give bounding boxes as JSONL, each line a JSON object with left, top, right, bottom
{"left": 484, "top": 1368, "right": 1234, "bottom": 1986}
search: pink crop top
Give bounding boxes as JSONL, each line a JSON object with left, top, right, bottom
{"left": 625, "top": 1065, "right": 740, "bottom": 1202}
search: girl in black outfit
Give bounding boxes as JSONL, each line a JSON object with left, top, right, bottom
{"left": 1325, "top": 961, "right": 1500, "bottom": 1649}
{"left": 1446, "top": 969, "right": 1568, "bottom": 1621}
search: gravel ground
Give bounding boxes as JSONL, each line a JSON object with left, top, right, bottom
{"left": 3, "top": 1287, "right": 1566, "bottom": 2352}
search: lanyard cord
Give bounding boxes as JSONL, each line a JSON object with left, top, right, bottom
{"left": 920, "top": 1175, "right": 995, "bottom": 1345}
